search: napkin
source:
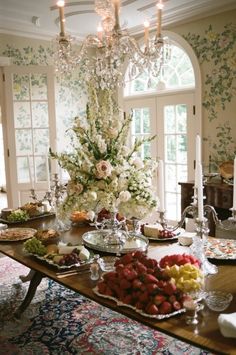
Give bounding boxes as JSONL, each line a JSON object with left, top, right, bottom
{"left": 218, "top": 312, "right": 236, "bottom": 338}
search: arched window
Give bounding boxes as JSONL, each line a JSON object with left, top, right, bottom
{"left": 124, "top": 36, "right": 200, "bottom": 222}
{"left": 124, "top": 42, "right": 195, "bottom": 96}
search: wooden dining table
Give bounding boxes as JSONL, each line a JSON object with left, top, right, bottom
{"left": 0, "top": 216, "right": 236, "bottom": 355}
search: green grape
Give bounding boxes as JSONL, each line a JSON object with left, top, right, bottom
{"left": 24, "top": 237, "right": 47, "bottom": 256}
{"left": 7, "top": 209, "right": 29, "bottom": 222}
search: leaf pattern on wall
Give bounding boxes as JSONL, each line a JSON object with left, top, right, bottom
{"left": 184, "top": 23, "right": 236, "bottom": 122}
{"left": 1, "top": 44, "right": 87, "bottom": 152}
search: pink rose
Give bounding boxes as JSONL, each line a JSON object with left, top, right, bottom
{"left": 96, "top": 160, "right": 112, "bottom": 179}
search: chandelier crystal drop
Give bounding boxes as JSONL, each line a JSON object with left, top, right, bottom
{"left": 54, "top": 0, "right": 170, "bottom": 89}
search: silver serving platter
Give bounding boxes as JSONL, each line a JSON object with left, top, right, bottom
{"left": 82, "top": 229, "right": 149, "bottom": 254}
{"left": 93, "top": 286, "right": 186, "bottom": 319}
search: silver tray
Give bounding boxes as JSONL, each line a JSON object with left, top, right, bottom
{"left": 82, "top": 229, "right": 149, "bottom": 254}
{"left": 93, "top": 286, "right": 186, "bottom": 319}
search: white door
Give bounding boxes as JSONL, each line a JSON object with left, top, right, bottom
{"left": 124, "top": 98, "right": 157, "bottom": 159}
{"left": 157, "top": 93, "right": 195, "bottom": 221}
{"left": 3, "top": 66, "right": 57, "bottom": 208}
{"left": 124, "top": 92, "right": 196, "bottom": 222}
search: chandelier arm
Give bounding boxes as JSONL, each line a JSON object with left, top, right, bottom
{"left": 116, "top": 34, "right": 163, "bottom": 63}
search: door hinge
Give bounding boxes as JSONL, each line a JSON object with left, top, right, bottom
{"left": 193, "top": 105, "right": 196, "bottom": 115}
{"left": 2, "top": 73, "right": 5, "bottom": 82}
{"left": 7, "top": 149, "right": 10, "bottom": 157}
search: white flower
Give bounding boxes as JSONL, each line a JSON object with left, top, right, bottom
{"left": 87, "top": 191, "right": 97, "bottom": 201}
{"left": 96, "top": 160, "right": 112, "bottom": 179}
{"left": 97, "top": 135, "right": 107, "bottom": 154}
{"left": 119, "top": 190, "right": 131, "bottom": 202}
{"left": 86, "top": 210, "right": 95, "bottom": 221}
{"left": 121, "top": 146, "right": 130, "bottom": 157}
{"left": 67, "top": 181, "right": 83, "bottom": 194}
{"left": 107, "top": 127, "right": 118, "bottom": 138}
{"left": 131, "top": 157, "right": 144, "bottom": 169}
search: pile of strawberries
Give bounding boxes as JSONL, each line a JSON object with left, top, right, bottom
{"left": 97, "top": 251, "right": 192, "bottom": 315}
{"left": 159, "top": 253, "right": 200, "bottom": 268}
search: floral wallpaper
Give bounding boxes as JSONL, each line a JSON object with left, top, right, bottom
{"left": 1, "top": 43, "right": 87, "bottom": 152}
{"left": 184, "top": 22, "right": 236, "bottom": 168}
{"left": 184, "top": 23, "right": 236, "bottom": 122}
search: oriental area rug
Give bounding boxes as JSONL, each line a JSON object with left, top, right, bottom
{"left": 0, "top": 256, "right": 212, "bottom": 355}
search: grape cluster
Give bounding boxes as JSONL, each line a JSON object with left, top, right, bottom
{"left": 159, "top": 230, "right": 175, "bottom": 239}
{"left": 58, "top": 249, "right": 81, "bottom": 266}
{"left": 24, "top": 237, "right": 47, "bottom": 256}
{"left": 7, "top": 209, "right": 29, "bottom": 222}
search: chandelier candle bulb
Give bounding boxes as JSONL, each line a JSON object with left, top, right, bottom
{"left": 57, "top": 0, "right": 65, "bottom": 37}
{"left": 156, "top": 0, "right": 163, "bottom": 38}
{"left": 158, "top": 159, "right": 165, "bottom": 212}
{"left": 197, "top": 162, "right": 204, "bottom": 221}
{"left": 113, "top": 0, "right": 120, "bottom": 29}
{"left": 144, "top": 21, "right": 150, "bottom": 47}
{"left": 97, "top": 23, "right": 103, "bottom": 42}
{"left": 233, "top": 156, "right": 236, "bottom": 210}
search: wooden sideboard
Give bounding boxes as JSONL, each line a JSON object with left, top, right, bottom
{"left": 179, "top": 181, "right": 233, "bottom": 236}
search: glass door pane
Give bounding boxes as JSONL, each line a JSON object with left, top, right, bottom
{"left": 4, "top": 66, "right": 57, "bottom": 207}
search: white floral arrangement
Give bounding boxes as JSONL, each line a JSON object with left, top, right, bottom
{"left": 51, "top": 85, "right": 158, "bottom": 220}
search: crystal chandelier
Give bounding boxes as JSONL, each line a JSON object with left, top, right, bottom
{"left": 54, "top": 0, "right": 170, "bottom": 89}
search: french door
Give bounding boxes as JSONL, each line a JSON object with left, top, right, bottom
{"left": 3, "top": 66, "right": 57, "bottom": 208}
{"left": 124, "top": 92, "right": 196, "bottom": 222}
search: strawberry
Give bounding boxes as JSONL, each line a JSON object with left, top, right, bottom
{"left": 133, "top": 251, "right": 145, "bottom": 260}
{"left": 122, "top": 294, "right": 133, "bottom": 305}
{"left": 145, "top": 258, "right": 158, "bottom": 269}
{"left": 135, "top": 301, "right": 144, "bottom": 310}
{"left": 126, "top": 269, "right": 138, "bottom": 281}
{"left": 138, "top": 291, "right": 149, "bottom": 303}
{"left": 168, "top": 295, "right": 177, "bottom": 304}
{"left": 143, "top": 274, "right": 159, "bottom": 284}
{"left": 132, "top": 279, "right": 143, "bottom": 290}
{"left": 157, "top": 280, "right": 166, "bottom": 289}
{"left": 163, "top": 282, "right": 177, "bottom": 296}
{"left": 159, "top": 301, "right": 172, "bottom": 314}
{"left": 120, "top": 278, "right": 132, "bottom": 290}
{"left": 134, "top": 261, "right": 147, "bottom": 274}
{"left": 146, "top": 303, "right": 159, "bottom": 315}
{"left": 120, "top": 253, "right": 133, "bottom": 265}
{"left": 146, "top": 283, "right": 158, "bottom": 295}
{"left": 97, "top": 281, "right": 107, "bottom": 294}
{"left": 153, "top": 294, "right": 166, "bottom": 305}
{"left": 116, "top": 264, "right": 125, "bottom": 276}
{"left": 103, "top": 271, "right": 118, "bottom": 281}
{"left": 146, "top": 268, "right": 154, "bottom": 274}
{"left": 172, "top": 301, "right": 181, "bottom": 311}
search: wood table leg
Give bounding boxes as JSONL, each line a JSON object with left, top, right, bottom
{"left": 14, "top": 271, "right": 44, "bottom": 319}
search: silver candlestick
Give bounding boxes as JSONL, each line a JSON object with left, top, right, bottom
{"left": 29, "top": 188, "right": 38, "bottom": 202}
{"left": 193, "top": 217, "right": 218, "bottom": 275}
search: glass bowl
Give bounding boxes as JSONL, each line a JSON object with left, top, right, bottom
{"left": 205, "top": 291, "right": 233, "bottom": 312}
{"left": 99, "top": 256, "right": 117, "bottom": 272}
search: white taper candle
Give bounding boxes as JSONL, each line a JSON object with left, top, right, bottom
{"left": 197, "top": 163, "right": 204, "bottom": 221}
{"left": 233, "top": 156, "right": 236, "bottom": 210}
{"left": 27, "top": 155, "right": 34, "bottom": 189}
{"left": 45, "top": 155, "right": 50, "bottom": 191}
{"left": 158, "top": 160, "right": 165, "bottom": 212}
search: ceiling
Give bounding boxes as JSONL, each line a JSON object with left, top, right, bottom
{"left": 0, "top": 0, "right": 236, "bottom": 41}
